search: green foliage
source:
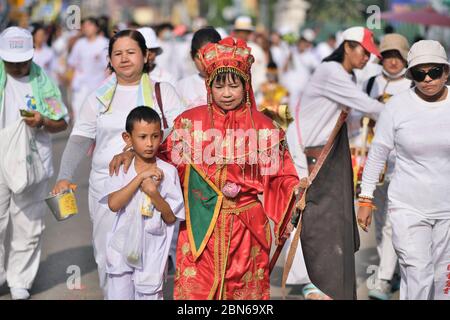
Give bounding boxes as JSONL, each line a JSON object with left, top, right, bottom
{"left": 306, "top": 0, "right": 387, "bottom": 26}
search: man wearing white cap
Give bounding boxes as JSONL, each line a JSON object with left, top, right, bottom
{"left": 232, "top": 16, "right": 267, "bottom": 96}
{"left": 137, "top": 27, "right": 177, "bottom": 87}
{"left": 358, "top": 40, "right": 450, "bottom": 300}
{"left": 0, "top": 27, "right": 69, "bottom": 300}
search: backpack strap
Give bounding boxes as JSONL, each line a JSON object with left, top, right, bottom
{"left": 155, "top": 82, "right": 168, "bottom": 129}
{"left": 366, "top": 75, "right": 376, "bottom": 96}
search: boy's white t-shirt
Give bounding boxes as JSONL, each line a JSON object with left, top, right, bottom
{"left": 176, "top": 73, "right": 207, "bottom": 110}
{"left": 67, "top": 36, "right": 109, "bottom": 91}
{"left": 71, "top": 82, "right": 184, "bottom": 199}
{"left": 361, "top": 87, "right": 450, "bottom": 219}
{"left": 0, "top": 74, "right": 53, "bottom": 177}
{"left": 101, "top": 157, "right": 185, "bottom": 294}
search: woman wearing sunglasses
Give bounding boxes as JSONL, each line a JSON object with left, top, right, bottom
{"left": 357, "top": 40, "right": 450, "bottom": 300}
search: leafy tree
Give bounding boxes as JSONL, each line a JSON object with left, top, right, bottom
{"left": 306, "top": 0, "right": 387, "bottom": 26}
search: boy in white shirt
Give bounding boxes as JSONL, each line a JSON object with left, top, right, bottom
{"left": 102, "top": 106, "right": 185, "bottom": 300}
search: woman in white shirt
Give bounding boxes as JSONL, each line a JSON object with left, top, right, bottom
{"left": 357, "top": 40, "right": 450, "bottom": 300}
{"left": 51, "top": 29, "right": 184, "bottom": 296}
{"left": 67, "top": 18, "right": 109, "bottom": 122}
{"left": 31, "top": 24, "right": 56, "bottom": 79}
{"left": 286, "top": 26, "right": 385, "bottom": 300}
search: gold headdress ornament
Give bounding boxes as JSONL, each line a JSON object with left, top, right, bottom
{"left": 197, "top": 36, "right": 255, "bottom": 87}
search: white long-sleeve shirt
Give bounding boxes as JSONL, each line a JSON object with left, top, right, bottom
{"left": 360, "top": 87, "right": 450, "bottom": 219}
{"left": 288, "top": 61, "right": 384, "bottom": 176}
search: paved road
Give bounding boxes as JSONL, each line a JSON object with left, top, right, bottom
{"left": 0, "top": 128, "right": 398, "bottom": 300}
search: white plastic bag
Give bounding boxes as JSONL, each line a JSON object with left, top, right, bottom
{"left": 0, "top": 119, "right": 46, "bottom": 193}
{"left": 109, "top": 224, "right": 128, "bottom": 253}
{"left": 123, "top": 207, "right": 144, "bottom": 269}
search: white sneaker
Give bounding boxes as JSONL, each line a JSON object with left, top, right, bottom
{"left": 10, "top": 288, "right": 30, "bottom": 300}
{"left": 368, "top": 279, "right": 392, "bottom": 300}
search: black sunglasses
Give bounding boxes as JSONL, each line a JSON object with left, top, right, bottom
{"left": 410, "top": 66, "right": 444, "bottom": 82}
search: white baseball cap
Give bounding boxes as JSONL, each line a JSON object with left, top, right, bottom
{"left": 406, "top": 40, "right": 449, "bottom": 79}
{"left": 301, "top": 28, "right": 316, "bottom": 42}
{"left": 0, "top": 27, "right": 34, "bottom": 63}
{"left": 342, "top": 26, "right": 381, "bottom": 59}
{"left": 137, "top": 27, "right": 163, "bottom": 55}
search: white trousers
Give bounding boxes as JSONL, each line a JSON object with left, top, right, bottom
{"left": 390, "top": 208, "right": 450, "bottom": 300}
{"left": 285, "top": 228, "right": 311, "bottom": 285}
{"left": 88, "top": 192, "right": 115, "bottom": 297}
{"left": 377, "top": 216, "right": 398, "bottom": 281}
{"left": 373, "top": 182, "right": 398, "bottom": 281}
{"left": 107, "top": 273, "right": 163, "bottom": 300}
{"left": 0, "top": 178, "right": 47, "bottom": 289}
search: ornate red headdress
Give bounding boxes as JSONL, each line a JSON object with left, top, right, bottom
{"left": 198, "top": 36, "right": 255, "bottom": 86}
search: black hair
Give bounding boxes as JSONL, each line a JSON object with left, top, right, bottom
{"left": 30, "top": 23, "right": 46, "bottom": 37}
{"left": 190, "top": 27, "right": 221, "bottom": 60}
{"left": 98, "top": 15, "right": 111, "bottom": 39}
{"left": 82, "top": 17, "right": 100, "bottom": 28}
{"left": 322, "top": 40, "right": 359, "bottom": 63}
{"left": 107, "top": 29, "right": 151, "bottom": 73}
{"left": 155, "top": 22, "right": 174, "bottom": 37}
{"left": 126, "top": 106, "right": 161, "bottom": 133}
{"left": 211, "top": 72, "right": 246, "bottom": 88}
{"left": 381, "top": 49, "right": 405, "bottom": 63}
{"left": 384, "top": 25, "right": 395, "bottom": 34}
{"left": 267, "top": 61, "right": 278, "bottom": 69}
{"left": 46, "top": 23, "right": 60, "bottom": 47}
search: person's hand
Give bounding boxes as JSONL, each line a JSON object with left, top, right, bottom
{"left": 275, "top": 221, "right": 294, "bottom": 245}
{"left": 141, "top": 178, "right": 158, "bottom": 196}
{"left": 51, "top": 180, "right": 72, "bottom": 195}
{"left": 140, "top": 167, "right": 164, "bottom": 187}
{"left": 357, "top": 206, "right": 373, "bottom": 232}
{"left": 23, "top": 111, "right": 44, "bottom": 128}
{"left": 109, "top": 150, "right": 135, "bottom": 176}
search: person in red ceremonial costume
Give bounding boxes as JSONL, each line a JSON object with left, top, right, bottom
{"left": 109, "top": 37, "right": 300, "bottom": 300}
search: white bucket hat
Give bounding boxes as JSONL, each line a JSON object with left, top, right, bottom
{"left": 233, "top": 16, "right": 255, "bottom": 32}
{"left": 0, "top": 27, "right": 34, "bottom": 63}
{"left": 137, "top": 27, "right": 163, "bottom": 55}
{"left": 406, "top": 40, "right": 449, "bottom": 79}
